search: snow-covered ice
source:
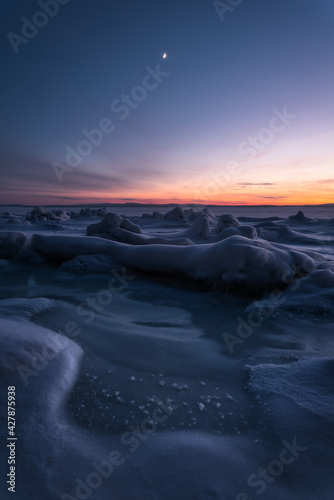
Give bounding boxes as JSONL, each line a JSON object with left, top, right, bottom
{"left": 0, "top": 204, "right": 333, "bottom": 499}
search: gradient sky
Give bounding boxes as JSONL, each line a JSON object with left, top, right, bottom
{"left": 1, "top": 0, "right": 334, "bottom": 205}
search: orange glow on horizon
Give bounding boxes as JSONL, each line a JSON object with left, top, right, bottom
{"left": 6, "top": 190, "right": 332, "bottom": 207}
{"left": 2, "top": 173, "right": 333, "bottom": 206}
{"left": 39, "top": 191, "right": 333, "bottom": 206}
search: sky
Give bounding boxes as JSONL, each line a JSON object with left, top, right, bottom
{"left": 1, "top": 0, "right": 334, "bottom": 206}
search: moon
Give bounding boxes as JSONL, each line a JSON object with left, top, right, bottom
{"left": 162, "top": 53, "right": 167, "bottom": 59}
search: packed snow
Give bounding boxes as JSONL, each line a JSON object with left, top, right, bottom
{"left": 0, "top": 204, "right": 333, "bottom": 500}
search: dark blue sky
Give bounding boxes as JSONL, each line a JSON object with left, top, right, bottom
{"left": 1, "top": 0, "right": 334, "bottom": 205}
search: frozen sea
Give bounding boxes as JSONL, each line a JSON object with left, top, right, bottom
{"left": 0, "top": 204, "right": 333, "bottom": 500}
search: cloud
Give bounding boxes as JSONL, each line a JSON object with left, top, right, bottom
{"left": 0, "top": 144, "right": 173, "bottom": 204}
{"left": 315, "top": 179, "right": 334, "bottom": 184}
{"left": 238, "top": 182, "right": 275, "bottom": 186}
{"left": 259, "top": 196, "right": 287, "bottom": 199}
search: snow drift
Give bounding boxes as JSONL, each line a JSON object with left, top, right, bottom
{"left": 25, "top": 232, "right": 330, "bottom": 293}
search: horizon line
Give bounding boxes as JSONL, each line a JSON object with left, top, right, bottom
{"left": 1, "top": 202, "right": 333, "bottom": 208}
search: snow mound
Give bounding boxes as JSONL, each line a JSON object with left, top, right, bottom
{"left": 107, "top": 228, "right": 193, "bottom": 246}
{"left": 79, "top": 208, "right": 94, "bottom": 218}
{"left": 86, "top": 213, "right": 142, "bottom": 236}
{"left": 185, "top": 214, "right": 210, "bottom": 240}
{"left": 163, "top": 206, "right": 207, "bottom": 223}
{"left": 216, "top": 225, "right": 257, "bottom": 241}
{"left": 247, "top": 268, "right": 334, "bottom": 314}
{"left": 86, "top": 213, "right": 122, "bottom": 235}
{"left": 145, "top": 214, "right": 209, "bottom": 243}
{"left": 72, "top": 207, "right": 111, "bottom": 218}
{"left": 215, "top": 214, "right": 240, "bottom": 232}
{"left": 0, "top": 297, "right": 54, "bottom": 318}
{"left": 137, "top": 211, "right": 171, "bottom": 221}
{"left": 26, "top": 206, "right": 69, "bottom": 222}
{"left": 7, "top": 218, "right": 22, "bottom": 224}
{"left": 308, "top": 268, "right": 334, "bottom": 287}
{"left": 288, "top": 210, "right": 313, "bottom": 222}
{"left": 256, "top": 222, "right": 322, "bottom": 244}
{"left": 87, "top": 213, "right": 209, "bottom": 245}
{"left": 164, "top": 206, "right": 187, "bottom": 222}
{"left": 27, "top": 233, "right": 331, "bottom": 293}
{"left": 95, "top": 207, "right": 109, "bottom": 217}
{"left": 29, "top": 233, "right": 118, "bottom": 262}
{"left": 0, "top": 231, "right": 27, "bottom": 258}
{"left": 119, "top": 217, "right": 142, "bottom": 234}
{"left": 248, "top": 357, "right": 334, "bottom": 422}
{"left": 202, "top": 208, "right": 217, "bottom": 219}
